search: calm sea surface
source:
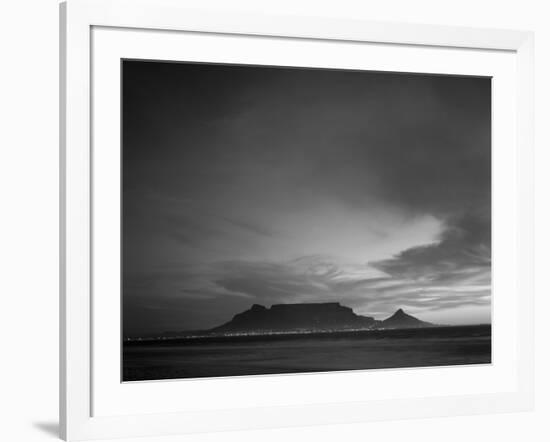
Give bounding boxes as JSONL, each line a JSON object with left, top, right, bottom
{"left": 123, "top": 325, "right": 491, "bottom": 381}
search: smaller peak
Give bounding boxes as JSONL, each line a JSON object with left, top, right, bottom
{"left": 391, "top": 308, "right": 409, "bottom": 317}
{"left": 250, "top": 304, "right": 266, "bottom": 311}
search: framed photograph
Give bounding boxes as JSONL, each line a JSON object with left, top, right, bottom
{"left": 60, "top": 0, "right": 534, "bottom": 440}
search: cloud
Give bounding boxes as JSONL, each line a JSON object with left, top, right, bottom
{"left": 209, "top": 247, "right": 490, "bottom": 320}
{"left": 370, "top": 213, "right": 490, "bottom": 281}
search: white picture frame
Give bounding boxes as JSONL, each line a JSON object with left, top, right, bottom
{"left": 60, "top": 0, "right": 534, "bottom": 440}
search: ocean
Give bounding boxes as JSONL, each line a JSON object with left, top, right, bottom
{"left": 122, "top": 324, "right": 491, "bottom": 382}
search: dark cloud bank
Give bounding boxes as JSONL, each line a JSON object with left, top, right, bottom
{"left": 122, "top": 60, "right": 491, "bottom": 337}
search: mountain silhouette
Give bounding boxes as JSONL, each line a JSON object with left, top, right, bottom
{"left": 208, "top": 303, "right": 432, "bottom": 334}
{"left": 381, "top": 308, "right": 433, "bottom": 328}
{"left": 211, "top": 302, "right": 377, "bottom": 333}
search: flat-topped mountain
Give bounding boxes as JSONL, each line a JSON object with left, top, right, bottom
{"left": 156, "top": 304, "right": 435, "bottom": 338}
{"left": 211, "top": 302, "right": 377, "bottom": 333}
{"left": 209, "top": 303, "right": 432, "bottom": 334}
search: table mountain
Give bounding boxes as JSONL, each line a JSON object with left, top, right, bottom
{"left": 210, "top": 302, "right": 377, "bottom": 333}
{"left": 159, "top": 304, "right": 435, "bottom": 337}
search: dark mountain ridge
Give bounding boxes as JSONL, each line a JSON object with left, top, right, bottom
{"left": 211, "top": 302, "right": 376, "bottom": 333}
{"left": 209, "top": 302, "right": 432, "bottom": 334}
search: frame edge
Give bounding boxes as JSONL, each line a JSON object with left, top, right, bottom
{"left": 60, "top": 1, "right": 536, "bottom": 439}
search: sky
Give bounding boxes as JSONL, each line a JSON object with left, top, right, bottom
{"left": 122, "top": 60, "right": 491, "bottom": 337}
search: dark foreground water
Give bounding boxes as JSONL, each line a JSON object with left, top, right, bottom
{"left": 123, "top": 325, "right": 491, "bottom": 381}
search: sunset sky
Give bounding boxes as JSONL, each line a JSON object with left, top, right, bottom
{"left": 122, "top": 60, "right": 491, "bottom": 337}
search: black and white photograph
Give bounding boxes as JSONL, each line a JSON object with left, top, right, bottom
{"left": 122, "top": 60, "right": 492, "bottom": 382}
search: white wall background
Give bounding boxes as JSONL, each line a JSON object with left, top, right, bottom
{"left": 0, "top": 1, "right": 547, "bottom": 441}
